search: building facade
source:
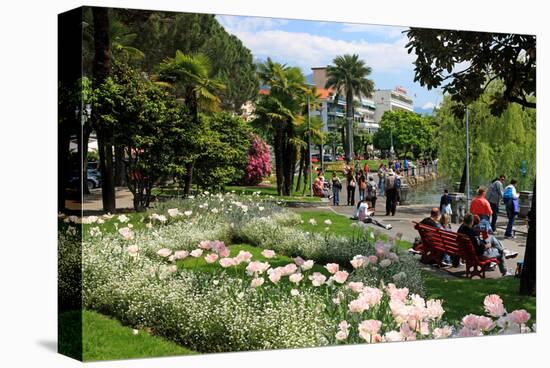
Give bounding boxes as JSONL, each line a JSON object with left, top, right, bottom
{"left": 372, "top": 87, "right": 414, "bottom": 124}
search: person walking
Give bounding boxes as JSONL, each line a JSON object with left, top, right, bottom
{"left": 384, "top": 169, "right": 398, "bottom": 216}
{"left": 331, "top": 172, "right": 342, "bottom": 206}
{"left": 503, "top": 179, "right": 520, "bottom": 238}
{"left": 358, "top": 174, "right": 367, "bottom": 202}
{"left": 439, "top": 189, "right": 453, "bottom": 216}
{"left": 346, "top": 171, "right": 357, "bottom": 206}
{"left": 378, "top": 164, "right": 385, "bottom": 197}
{"left": 486, "top": 175, "right": 506, "bottom": 233}
{"left": 403, "top": 158, "right": 409, "bottom": 176}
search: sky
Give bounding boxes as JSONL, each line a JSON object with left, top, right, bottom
{"left": 216, "top": 14, "right": 444, "bottom": 112}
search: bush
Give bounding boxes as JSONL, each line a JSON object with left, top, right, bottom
{"left": 243, "top": 134, "right": 272, "bottom": 185}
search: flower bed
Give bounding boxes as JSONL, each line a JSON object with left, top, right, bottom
{"left": 59, "top": 193, "right": 534, "bottom": 354}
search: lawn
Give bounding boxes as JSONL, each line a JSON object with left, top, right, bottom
{"left": 59, "top": 310, "right": 195, "bottom": 361}
{"left": 423, "top": 273, "right": 536, "bottom": 323}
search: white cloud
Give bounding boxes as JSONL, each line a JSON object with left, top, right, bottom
{"left": 341, "top": 23, "right": 407, "bottom": 39}
{"left": 422, "top": 102, "right": 436, "bottom": 110}
{"left": 225, "top": 28, "right": 414, "bottom": 74}
{"left": 216, "top": 15, "right": 289, "bottom": 33}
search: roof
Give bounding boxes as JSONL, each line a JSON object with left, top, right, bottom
{"left": 316, "top": 88, "right": 335, "bottom": 100}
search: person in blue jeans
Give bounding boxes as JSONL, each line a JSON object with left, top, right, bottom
{"left": 331, "top": 172, "right": 342, "bottom": 206}
{"left": 503, "top": 179, "right": 519, "bottom": 238}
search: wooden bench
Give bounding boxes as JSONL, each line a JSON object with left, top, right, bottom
{"left": 413, "top": 222, "right": 500, "bottom": 279}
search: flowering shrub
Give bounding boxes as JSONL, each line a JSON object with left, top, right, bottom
{"left": 243, "top": 134, "right": 272, "bottom": 185}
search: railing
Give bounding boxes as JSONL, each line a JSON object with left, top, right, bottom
{"left": 400, "top": 162, "right": 438, "bottom": 177}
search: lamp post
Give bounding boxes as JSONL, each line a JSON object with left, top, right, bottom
{"left": 465, "top": 106, "right": 470, "bottom": 206}
{"left": 307, "top": 94, "right": 313, "bottom": 197}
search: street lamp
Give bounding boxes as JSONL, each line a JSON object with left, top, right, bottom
{"left": 307, "top": 94, "right": 313, "bottom": 197}
{"left": 465, "top": 106, "right": 470, "bottom": 206}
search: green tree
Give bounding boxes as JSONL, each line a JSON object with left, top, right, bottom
{"left": 373, "top": 110, "right": 437, "bottom": 159}
{"left": 158, "top": 51, "right": 225, "bottom": 196}
{"left": 253, "top": 58, "right": 309, "bottom": 196}
{"left": 193, "top": 112, "right": 251, "bottom": 190}
{"left": 325, "top": 54, "right": 374, "bottom": 162}
{"left": 405, "top": 29, "right": 536, "bottom": 115}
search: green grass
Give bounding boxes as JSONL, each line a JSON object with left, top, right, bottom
{"left": 59, "top": 310, "right": 195, "bottom": 361}
{"left": 423, "top": 272, "right": 536, "bottom": 323}
{"left": 178, "top": 243, "right": 327, "bottom": 275}
{"left": 224, "top": 185, "right": 322, "bottom": 202}
{"left": 295, "top": 210, "right": 359, "bottom": 237}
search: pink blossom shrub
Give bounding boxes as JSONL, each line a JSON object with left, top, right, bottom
{"left": 243, "top": 134, "right": 272, "bottom": 185}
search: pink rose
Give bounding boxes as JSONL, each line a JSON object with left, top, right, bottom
{"left": 261, "top": 249, "right": 276, "bottom": 258}
{"left": 384, "top": 330, "right": 404, "bottom": 342}
{"left": 204, "top": 253, "right": 219, "bottom": 264}
{"left": 218, "top": 246, "right": 230, "bottom": 258}
{"left": 462, "top": 314, "right": 494, "bottom": 331}
{"left": 219, "top": 257, "right": 236, "bottom": 268}
{"left": 246, "top": 261, "right": 270, "bottom": 275}
{"left": 190, "top": 249, "right": 203, "bottom": 258}
{"left": 157, "top": 248, "right": 172, "bottom": 257}
{"left": 293, "top": 256, "right": 305, "bottom": 266}
{"left": 309, "top": 272, "right": 327, "bottom": 287}
{"left": 361, "top": 287, "right": 383, "bottom": 306}
{"left": 348, "top": 298, "right": 369, "bottom": 313}
{"left": 174, "top": 250, "right": 189, "bottom": 260}
{"left": 250, "top": 277, "right": 264, "bottom": 288}
{"left": 332, "top": 271, "right": 349, "bottom": 284}
{"left": 359, "top": 319, "right": 382, "bottom": 335}
{"left": 426, "top": 299, "right": 445, "bottom": 320}
{"left": 508, "top": 310, "right": 530, "bottom": 325}
{"left": 433, "top": 326, "right": 453, "bottom": 339}
{"left": 235, "top": 250, "right": 253, "bottom": 263}
{"left": 348, "top": 282, "right": 364, "bottom": 293}
{"left": 268, "top": 271, "right": 282, "bottom": 284}
{"left": 483, "top": 294, "right": 506, "bottom": 317}
{"left": 289, "top": 273, "right": 304, "bottom": 284}
{"left": 282, "top": 263, "right": 298, "bottom": 276}
{"left": 324, "top": 263, "right": 339, "bottom": 274}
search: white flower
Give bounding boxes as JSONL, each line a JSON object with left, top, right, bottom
{"left": 157, "top": 248, "right": 172, "bottom": 257}
{"left": 290, "top": 289, "right": 300, "bottom": 297}
{"left": 127, "top": 245, "right": 139, "bottom": 257}
{"left": 132, "top": 329, "right": 139, "bottom": 335}
{"left": 190, "top": 249, "right": 203, "bottom": 258}
{"left": 184, "top": 210, "right": 193, "bottom": 217}
{"left": 324, "top": 219, "right": 332, "bottom": 226}
{"left": 301, "top": 260, "right": 315, "bottom": 271}
{"left": 118, "top": 227, "right": 134, "bottom": 240}
{"left": 127, "top": 223, "right": 133, "bottom": 229}
{"left": 167, "top": 208, "right": 180, "bottom": 217}
{"left": 117, "top": 214, "right": 130, "bottom": 223}
{"left": 308, "top": 218, "right": 317, "bottom": 225}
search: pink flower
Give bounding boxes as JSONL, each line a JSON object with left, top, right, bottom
{"left": 324, "top": 263, "right": 339, "bottom": 274}
{"left": 293, "top": 256, "right": 305, "bottom": 266}
{"left": 301, "top": 260, "right": 315, "bottom": 271}
{"left": 348, "top": 282, "right": 364, "bottom": 293}
{"left": 368, "top": 255, "right": 378, "bottom": 265}
{"left": 167, "top": 208, "right": 180, "bottom": 217}
{"left": 361, "top": 287, "right": 383, "bottom": 306}
{"left": 426, "top": 299, "right": 445, "bottom": 320}
{"left": 289, "top": 273, "right": 304, "bottom": 284}
{"left": 268, "top": 270, "right": 282, "bottom": 284}
{"left": 359, "top": 319, "right": 382, "bottom": 335}
{"left": 433, "top": 326, "right": 453, "bottom": 339}
{"left": 198, "top": 240, "right": 212, "bottom": 250}
{"left": 309, "top": 272, "right": 327, "bottom": 287}
{"left": 508, "top": 310, "right": 530, "bottom": 325}
{"left": 282, "top": 263, "right": 298, "bottom": 276}
{"left": 246, "top": 261, "right": 270, "bottom": 275}
{"left": 219, "top": 257, "right": 236, "bottom": 268}
{"left": 174, "top": 250, "right": 189, "bottom": 260}
{"left": 290, "top": 289, "right": 300, "bottom": 297}
{"left": 127, "top": 245, "right": 139, "bottom": 257}
{"left": 350, "top": 255, "right": 366, "bottom": 269}
{"left": 250, "top": 277, "right": 264, "bottom": 288}
{"left": 118, "top": 227, "right": 134, "bottom": 240}
{"left": 204, "top": 253, "right": 219, "bottom": 264}
{"left": 157, "top": 248, "right": 172, "bottom": 257}
{"left": 348, "top": 298, "right": 369, "bottom": 313}
{"left": 261, "top": 249, "right": 276, "bottom": 258}
{"left": 332, "top": 271, "right": 349, "bottom": 284}
{"left": 338, "top": 321, "right": 350, "bottom": 331}
{"left": 379, "top": 259, "right": 392, "bottom": 268}
{"left": 399, "top": 322, "right": 417, "bottom": 341}
{"left": 462, "top": 314, "right": 494, "bottom": 331}
{"left": 384, "top": 330, "right": 404, "bottom": 342}
{"left": 235, "top": 250, "right": 253, "bottom": 263}
{"left": 458, "top": 327, "right": 479, "bottom": 337}
{"left": 218, "top": 246, "right": 230, "bottom": 258}
{"left": 483, "top": 294, "right": 506, "bottom": 317}
{"left": 335, "top": 330, "right": 348, "bottom": 341}
{"left": 386, "top": 283, "right": 409, "bottom": 302}
{"left": 190, "top": 249, "right": 203, "bottom": 258}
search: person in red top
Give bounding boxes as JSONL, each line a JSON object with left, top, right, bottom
{"left": 470, "top": 187, "right": 493, "bottom": 224}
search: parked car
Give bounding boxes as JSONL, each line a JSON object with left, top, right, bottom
{"left": 68, "top": 169, "right": 102, "bottom": 191}
{"left": 311, "top": 154, "right": 334, "bottom": 162}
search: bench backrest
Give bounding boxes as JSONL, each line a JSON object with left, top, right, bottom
{"left": 413, "top": 222, "right": 480, "bottom": 263}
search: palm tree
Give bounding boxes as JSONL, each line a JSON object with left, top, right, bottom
{"left": 325, "top": 54, "right": 374, "bottom": 162}
{"left": 158, "top": 51, "right": 225, "bottom": 195}
{"left": 253, "top": 58, "right": 309, "bottom": 196}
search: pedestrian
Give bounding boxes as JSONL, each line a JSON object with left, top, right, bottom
{"left": 439, "top": 189, "right": 453, "bottom": 216}
{"left": 469, "top": 186, "right": 493, "bottom": 232}
{"left": 363, "top": 161, "right": 370, "bottom": 176}
{"left": 346, "top": 171, "right": 357, "bottom": 206}
{"left": 503, "top": 179, "right": 520, "bottom": 238}
{"left": 384, "top": 169, "right": 398, "bottom": 216}
{"left": 366, "top": 175, "right": 378, "bottom": 215}
{"left": 394, "top": 160, "right": 400, "bottom": 172}
{"left": 440, "top": 213, "right": 452, "bottom": 230}
{"left": 378, "top": 163, "right": 385, "bottom": 196}
{"left": 403, "top": 158, "right": 409, "bottom": 176}
{"left": 486, "top": 175, "right": 506, "bottom": 233}
{"left": 358, "top": 174, "right": 367, "bottom": 202}
{"left": 331, "top": 172, "right": 342, "bottom": 206}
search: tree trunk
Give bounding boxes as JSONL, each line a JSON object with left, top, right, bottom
{"left": 82, "top": 124, "right": 91, "bottom": 195}
{"left": 459, "top": 161, "right": 467, "bottom": 193}
{"left": 183, "top": 161, "right": 195, "bottom": 197}
{"left": 345, "top": 92, "right": 354, "bottom": 162}
{"left": 295, "top": 148, "right": 305, "bottom": 192}
{"left": 282, "top": 122, "right": 295, "bottom": 196}
{"left": 520, "top": 179, "right": 536, "bottom": 295}
{"left": 274, "top": 126, "right": 284, "bottom": 196}
{"left": 114, "top": 145, "right": 125, "bottom": 186}
{"left": 92, "top": 7, "right": 115, "bottom": 213}
{"left": 320, "top": 143, "right": 325, "bottom": 171}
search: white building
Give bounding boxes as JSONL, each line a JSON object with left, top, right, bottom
{"left": 310, "top": 67, "right": 378, "bottom": 133}
{"left": 372, "top": 87, "right": 414, "bottom": 124}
